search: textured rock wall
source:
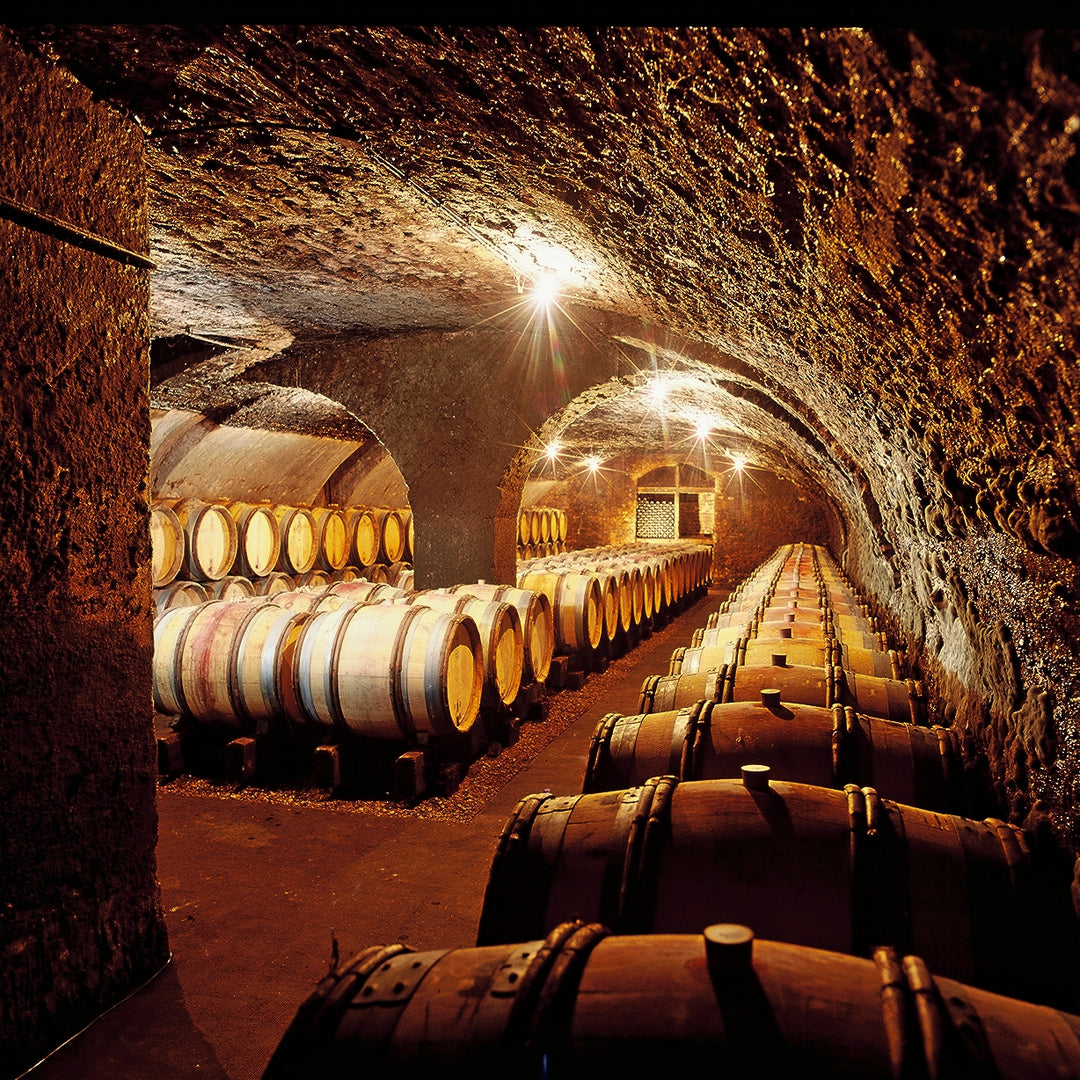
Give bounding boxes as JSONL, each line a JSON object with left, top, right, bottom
{"left": 0, "top": 37, "right": 167, "bottom": 1077}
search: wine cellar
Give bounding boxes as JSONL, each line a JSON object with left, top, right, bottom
{"left": 4, "top": 25, "right": 1080, "bottom": 1080}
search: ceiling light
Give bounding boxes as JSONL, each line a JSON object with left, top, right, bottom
{"left": 584, "top": 455, "right": 601, "bottom": 473}
{"left": 544, "top": 440, "right": 561, "bottom": 461}
{"left": 732, "top": 453, "right": 747, "bottom": 472}
{"left": 532, "top": 274, "right": 561, "bottom": 306}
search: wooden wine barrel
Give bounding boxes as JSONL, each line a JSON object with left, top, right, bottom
{"left": 553, "top": 507, "right": 567, "bottom": 543}
{"left": 517, "top": 569, "right": 604, "bottom": 654}
{"left": 528, "top": 507, "right": 543, "bottom": 545}
{"left": 642, "top": 662, "right": 925, "bottom": 726}
{"left": 207, "top": 575, "right": 255, "bottom": 601}
{"left": 327, "top": 566, "right": 362, "bottom": 583}
{"left": 293, "top": 569, "right": 331, "bottom": 590}
{"left": 273, "top": 505, "right": 318, "bottom": 575}
{"left": 374, "top": 508, "right": 406, "bottom": 565}
{"left": 326, "top": 580, "right": 407, "bottom": 604}
{"left": 153, "top": 580, "right": 210, "bottom": 618}
{"left": 227, "top": 502, "right": 281, "bottom": 579}
{"left": 163, "top": 599, "right": 275, "bottom": 728}
{"left": 474, "top": 776, "right": 1077, "bottom": 1006}
{"left": 310, "top": 507, "right": 350, "bottom": 572}
{"left": 150, "top": 502, "right": 185, "bottom": 587}
{"left": 252, "top": 571, "right": 294, "bottom": 597}
{"left": 403, "top": 590, "right": 524, "bottom": 708}
{"left": 583, "top": 698, "right": 986, "bottom": 815}
{"left": 262, "top": 923, "right": 1080, "bottom": 1080}
{"left": 400, "top": 509, "right": 414, "bottom": 562}
{"left": 517, "top": 510, "right": 531, "bottom": 547}
{"left": 153, "top": 604, "right": 203, "bottom": 715}
{"left": 343, "top": 508, "right": 379, "bottom": 569}
{"left": 385, "top": 561, "right": 413, "bottom": 588}
{"left": 230, "top": 603, "right": 312, "bottom": 724}
{"left": 293, "top": 603, "right": 483, "bottom": 738}
{"left": 171, "top": 498, "right": 238, "bottom": 581}
{"left": 451, "top": 582, "right": 554, "bottom": 685}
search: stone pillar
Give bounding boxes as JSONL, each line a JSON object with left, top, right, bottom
{"left": 0, "top": 37, "right": 168, "bottom": 1076}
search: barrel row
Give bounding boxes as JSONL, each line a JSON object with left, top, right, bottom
{"left": 474, "top": 773, "right": 1077, "bottom": 1008}
{"left": 153, "top": 563, "right": 415, "bottom": 617}
{"left": 153, "top": 579, "right": 558, "bottom": 739}
{"left": 264, "top": 920, "right": 1080, "bottom": 1080}
{"left": 517, "top": 505, "right": 569, "bottom": 547}
{"left": 265, "top": 543, "right": 1080, "bottom": 1074}
{"left": 151, "top": 498, "right": 414, "bottom": 586}
{"left": 517, "top": 541, "right": 713, "bottom": 654}
{"left": 583, "top": 696, "right": 991, "bottom": 814}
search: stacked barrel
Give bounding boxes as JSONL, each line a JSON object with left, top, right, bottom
{"left": 152, "top": 572, "right": 560, "bottom": 779}
{"left": 152, "top": 499, "right": 415, "bottom": 613}
{"left": 263, "top": 540, "right": 1080, "bottom": 1076}
{"left": 516, "top": 505, "right": 568, "bottom": 560}
{"left": 517, "top": 540, "right": 712, "bottom": 663}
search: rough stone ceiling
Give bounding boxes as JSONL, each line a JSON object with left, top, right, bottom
{"left": 10, "top": 25, "right": 1080, "bottom": 554}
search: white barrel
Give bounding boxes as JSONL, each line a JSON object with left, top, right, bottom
{"left": 405, "top": 590, "right": 524, "bottom": 708}
{"left": 273, "top": 505, "right": 318, "bottom": 575}
{"left": 451, "top": 582, "right": 554, "bottom": 684}
{"left": 294, "top": 603, "right": 483, "bottom": 738}
{"left": 228, "top": 502, "right": 281, "bottom": 578}
{"left": 150, "top": 502, "right": 185, "bottom": 588}
{"left": 311, "top": 507, "right": 350, "bottom": 572}
{"left": 517, "top": 569, "right": 604, "bottom": 654}
{"left": 172, "top": 498, "right": 238, "bottom": 581}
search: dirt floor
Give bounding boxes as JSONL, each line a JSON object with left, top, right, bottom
{"left": 23, "top": 588, "right": 721, "bottom": 1080}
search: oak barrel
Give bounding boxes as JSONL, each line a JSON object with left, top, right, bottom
{"left": 293, "top": 603, "right": 483, "bottom": 738}
{"left": 227, "top": 502, "right": 281, "bottom": 578}
{"left": 475, "top": 776, "right": 1077, "bottom": 1006}
{"left": 451, "top": 582, "right": 554, "bottom": 684}
{"left": 583, "top": 698, "right": 985, "bottom": 814}
{"left": 264, "top": 923, "right": 1080, "bottom": 1080}
{"left": 150, "top": 502, "right": 185, "bottom": 587}
{"left": 171, "top": 497, "right": 238, "bottom": 581}
{"left": 273, "top": 505, "right": 318, "bottom": 575}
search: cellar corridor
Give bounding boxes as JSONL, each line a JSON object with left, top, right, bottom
{"left": 28, "top": 588, "right": 722, "bottom": 1080}
{"left": 5, "top": 24, "right": 1080, "bottom": 1079}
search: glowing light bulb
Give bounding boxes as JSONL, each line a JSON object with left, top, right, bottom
{"left": 544, "top": 441, "right": 561, "bottom": 461}
{"left": 649, "top": 379, "right": 668, "bottom": 406}
{"left": 732, "top": 454, "right": 747, "bottom": 472}
{"left": 584, "top": 455, "right": 601, "bottom": 473}
{"left": 532, "top": 274, "right": 561, "bottom": 306}
{"left": 695, "top": 420, "right": 711, "bottom": 441}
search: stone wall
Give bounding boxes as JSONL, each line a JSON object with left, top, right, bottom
{"left": 0, "top": 36, "right": 167, "bottom": 1076}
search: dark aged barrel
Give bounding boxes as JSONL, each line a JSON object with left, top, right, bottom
{"left": 583, "top": 698, "right": 986, "bottom": 815}
{"left": 264, "top": 922, "right": 1080, "bottom": 1080}
{"left": 641, "top": 663, "right": 925, "bottom": 725}
{"left": 475, "top": 776, "right": 1077, "bottom": 1007}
